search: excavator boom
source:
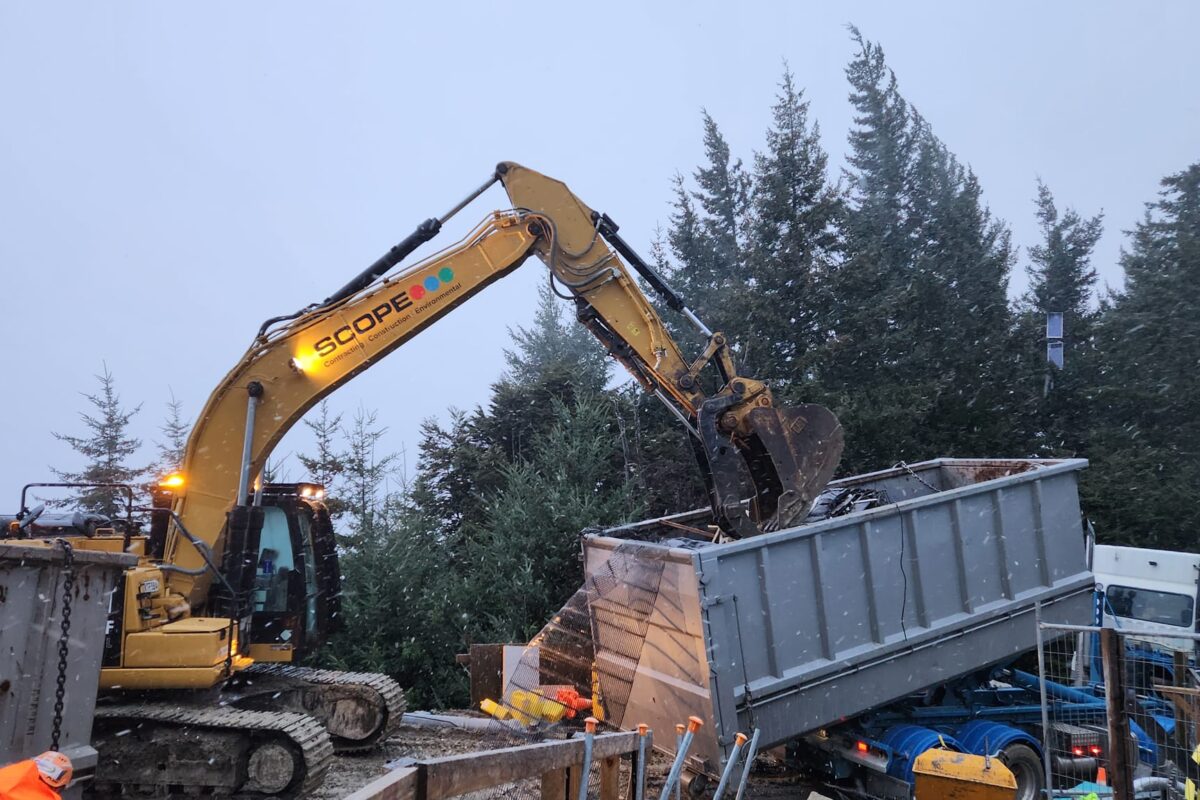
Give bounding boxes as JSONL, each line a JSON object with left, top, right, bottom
{"left": 165, "top": 163, "right": 844, "bottom": 606}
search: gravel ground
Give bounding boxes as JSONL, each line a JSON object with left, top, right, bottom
{"left": 313, "top": 719, "right": 813, "bottom": 799}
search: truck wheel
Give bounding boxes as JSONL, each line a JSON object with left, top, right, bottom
{"left": 998, "top": 743, "right": 1043, "bottom": 800}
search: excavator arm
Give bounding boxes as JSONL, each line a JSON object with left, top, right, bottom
{"left": 495, "top": 162, "right": 843, "bottom": 537}
{"left": 164, "top": 163, "right": 843, "bottom": 607}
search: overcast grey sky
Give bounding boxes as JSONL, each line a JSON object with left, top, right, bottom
{"left": 2, "top": 1, "right": 1197, "bottom": 506}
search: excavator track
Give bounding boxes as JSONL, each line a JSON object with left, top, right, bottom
{"left": 233, "top": 663, "right": 407, "bottom": 753}
{"left": 90, "top": 702, "right": 333, "bottom": 799}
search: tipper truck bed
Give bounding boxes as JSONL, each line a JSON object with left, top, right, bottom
{"left": 582, "top": 458, "right": 1095, "bottom": 796}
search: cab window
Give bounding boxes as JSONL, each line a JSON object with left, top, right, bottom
{"left": 254, "top": 507, "right": 296, "bottom": 613}
{"left": 1106, "top": 584, "right": 1195, "bottom": 627}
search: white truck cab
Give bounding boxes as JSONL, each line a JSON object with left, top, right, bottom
{"left": 1093, "top": 544, "right": 1200, "bottom": 657}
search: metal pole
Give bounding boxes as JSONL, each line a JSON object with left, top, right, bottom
{"left": 653, "top": 390, "right": 700, "bottom": 440}
{"left": 673, "top": 723, "right": 685, "bottom": 800}
{"left": 712, "top": 732, "right": 749, "bottom": 800}
{"left": 235, "top": 382, "right": 263, "bottom": 507}
{"left": 634, "top": 724, "right": 650, "bottom": 800}
{"left": 577, "top": 717, "right": 597, "bottom": 800}
{"left": 660, "top": 717, "right": 703, "bottom": 800}
{"left": 681, "top": 307, "right": 713, "bottom": 338}
{"left": 733, "top": 728, "right": 762, "bottom": 800}
{"left": 1034, "top": 602, "right": 1055, "bottom": 796}
{"left": 439, "top": 175, "right": 499, "bottom": 225}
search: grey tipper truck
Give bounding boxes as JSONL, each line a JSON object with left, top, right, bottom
{"left": 584, "top": 458, "right": 1095, "bottom": 799}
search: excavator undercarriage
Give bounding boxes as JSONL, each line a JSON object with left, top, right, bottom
{"left": 92, "top": 703, "right": 332, "bottom": 799}
{"left": 230, "top": 664, "right": 407, "bottom": 753}
{"left": 90, "top": 666, "right": 404, "bottom": 797}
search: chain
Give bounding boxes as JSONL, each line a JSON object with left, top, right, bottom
{"left": 893, "top": 460, "right": 940, "bottom": 493}
{"left": 51, "top": 539, "right": 74, "bottom": 751}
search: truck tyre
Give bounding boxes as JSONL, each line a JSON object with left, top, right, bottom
{"left": 998, "top": 743, "right": 1043, "bottom": 800}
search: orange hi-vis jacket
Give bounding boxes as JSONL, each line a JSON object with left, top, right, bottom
{"left": 0, "top": 756, "right": 67, "bottom": 800}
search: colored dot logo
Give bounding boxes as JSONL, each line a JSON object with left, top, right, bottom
{"left": 408, "top": 268, "right": 454, "bottom": 301}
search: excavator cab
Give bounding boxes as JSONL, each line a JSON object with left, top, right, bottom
{"left": 150, "top": 481, "right": 341, "bottom": 663}
{"left": 246, "top": 484, "right": 341, "bottom": 662}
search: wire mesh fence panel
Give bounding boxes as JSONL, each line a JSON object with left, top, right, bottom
{"left": 1037, "top": 628, "right": 1111, "bottom": 796}
{"left": 1122, "top": 636, "right": 1197, "bottom": 795}
{"left": 1037, "top": 623, "right": 1199, "bottom": 799}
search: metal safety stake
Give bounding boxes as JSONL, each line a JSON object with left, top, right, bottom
{"left": 733, "top": 728, "right": 761, "bottom": 800}
{"left": 577, "top": 717, "right": 598, "bottom": 800}
{"left": 634, "top": 724, "right": 651, "bottom": 800}
{"left": 673, "top": 724, "right": 685, "bottom": 800}
{"left": 659, "top": 717, "right": 703, "bottom": 800}
{"left": 712, "top": 732, "right": 749, "bottom": 800}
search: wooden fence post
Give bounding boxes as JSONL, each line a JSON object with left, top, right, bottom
{"left": 598, "top": 756, "right": 620, "bottom": 800}
{"left": 566, "top": 763, "right": 583, "bottom": 800}
{"left": 1101, "top": 628, "right": 1135, "bottom": 800}
{"left": 541, "top": 768, "right": 567, "bottom": 800}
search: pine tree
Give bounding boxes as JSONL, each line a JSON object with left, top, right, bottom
{"left": 662, "top": 112, "right": 750, "bottom": 345}
{"left": 320, "top": 494, "right": 467, "bottom": 707}
{"left": 811, "top": 28, "right": 922, "bottom": 470}
{"left": 616, "top": 386, "right": 707, "bottom": 516}
{"left": 52, "top": 366, "right": 149, "bottom": 516}
{"left": 408, "top": 408, "right": 502, "bottom": 554}
{"left": 504, "top": 281, "right": 609, "bottom": 393}
{"left": 153, "top": 390, "right": 190, "bottom": 478}
{"left": 1017, "top": 182, "right": 1104, "bottom": 455}
{"left": 905, "top": 120, "right": 1016, "bottom": 456}
{"left": 842, "top": 26, "right": 915, "bottom": 270}
{"left": 339, "top": 406, "right": 399, "bottom": 545}
{"left": 462, "top": 395, "right": 638, "bottom": 642}
{"left": 298, "top": 401, "right": 347, "bottom": 518}
{"left": 413, "top": 281, "right": 615, "bottom": 554}
{"left": 743, "top": 66, "right": 843, "bottom": 384}
{"left": 1085, "top": 163, "right": 1200, "bottom": 551}
{"left": 1025, "top": 180, "right": 1104, "bottom": 327}
{"left": 819, "top": 30, "right": 1017, "bottom": 469}
{"left": 694, "top": 111, "right": 750, "bottom": 275}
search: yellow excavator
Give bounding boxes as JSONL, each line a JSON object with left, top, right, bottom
{"left": 5, "top": 162, "right": 843, "bottom": 797}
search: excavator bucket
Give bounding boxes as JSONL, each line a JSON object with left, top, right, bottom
{"left": 743, "top": 403, "right": 844, "bottom": 531}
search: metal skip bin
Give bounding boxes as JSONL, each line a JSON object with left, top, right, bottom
{"left": 0, "top": 542, "right": 137, "bottom": 795}
{"left": 583, "top": 458, "right": 1097, "bottom": 776}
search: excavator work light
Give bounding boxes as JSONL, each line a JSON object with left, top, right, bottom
{"left": 160, "top": 474, "right": 185, "bottom": 489}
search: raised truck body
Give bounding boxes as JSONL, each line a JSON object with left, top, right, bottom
{"left": 583, "top": 458, "right": 1097, "bottom": 798}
